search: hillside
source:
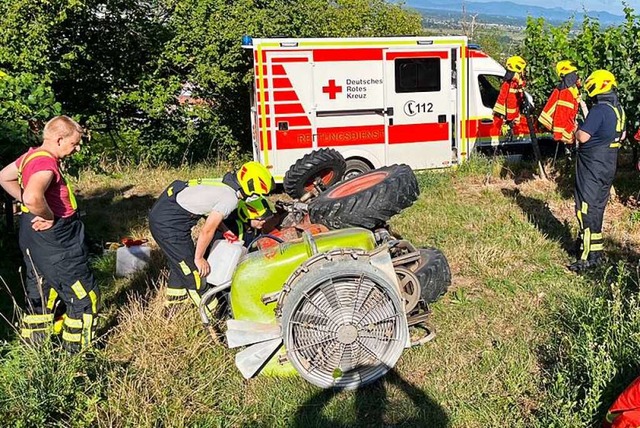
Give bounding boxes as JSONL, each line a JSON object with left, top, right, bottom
{"left": 2, "top": 157, "right": 640, "bottom": 426}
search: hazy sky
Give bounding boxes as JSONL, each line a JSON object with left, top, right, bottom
{"left": 469, "top": 0, "right": 639, "bottom": 15}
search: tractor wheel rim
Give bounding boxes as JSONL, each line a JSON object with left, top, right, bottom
{"left": 303, "top": 169, "right": 335, "bottom": 192}
{"left": 328, "top": 171, "right": 388, "bottom": 199}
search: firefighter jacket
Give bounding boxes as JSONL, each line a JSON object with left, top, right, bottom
{"left": 603, "top": 376, "right": 640, "bottom": 428}
{"left": 492, "top": 72, "right": 525, "bottom": 122}
{"left": 539, "top": 73, "right": 580, "bottom": 143}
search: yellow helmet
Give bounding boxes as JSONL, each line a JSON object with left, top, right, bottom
{"left": 584, "top": 69, "right": 617, "bottom": 97}
{"left": 237, "top": 195, "right": 275, "bottom": 222}
{"left": 237, "top": 161, "right": 274, "bottom": 197}
{"left": 556, "top": 60, "right": 578, "bottom": 77}
{"left": 506, "top": 55, "right": 527, "bottom": 73}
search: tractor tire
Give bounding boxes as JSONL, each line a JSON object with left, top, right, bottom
{"left": 308, "top": 164, "right": 419, "bottom": 230}
{"left": 279, "top": 254, "right": 408, "bottom": 389}
{"left": 415, "top": 248, "right": 451, "bottom": 303}
{"left": 283, "top": 148, "right": 346, "bottom": 199}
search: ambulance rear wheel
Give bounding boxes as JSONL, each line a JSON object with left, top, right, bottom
{"left": 343, "top": 158, "right": 371, "bottom": 180}
{"left": 309, "top": 164, "right": 419, "bottom": 230}
{"left": 283, "top": 149, "right": 346, "bottom": 199}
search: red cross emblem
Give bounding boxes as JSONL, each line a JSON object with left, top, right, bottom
{"left": 322, "top": 79, "right": 342, "bottom": 99}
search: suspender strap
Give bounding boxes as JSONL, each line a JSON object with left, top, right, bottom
{"left": 17, "top": 150, "right": 77, "bottom": 213}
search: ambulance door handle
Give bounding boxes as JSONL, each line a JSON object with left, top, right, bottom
{"left": 386, "top": 107, "right": 394, "bottom": 116}
{"left": 480, "top": 118, "right": 493, "bottom": 124}
{"left": 438, "top": 115, "right": 446, "bottom": 123}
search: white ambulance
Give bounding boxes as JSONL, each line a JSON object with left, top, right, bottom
{"left": 243, "top": 36, "right": 537, "bottom": 181}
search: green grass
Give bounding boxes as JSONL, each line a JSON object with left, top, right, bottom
{"left": 1, "top": 159, "right": 640, "bottom": 426}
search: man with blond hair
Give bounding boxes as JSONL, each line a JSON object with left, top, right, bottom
{"left": 0, "top": 115, "right": 100, "bottom": 351}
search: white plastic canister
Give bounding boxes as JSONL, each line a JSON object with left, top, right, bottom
{"left": 116, "top": 244, "right": 152, "bottom": 277}
{"left": 206, "top": 240, "right": 247, "bottom": 285}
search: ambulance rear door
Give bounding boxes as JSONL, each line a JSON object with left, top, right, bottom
{"left": 383, "top": 48, "right": 456, "bottom": 168}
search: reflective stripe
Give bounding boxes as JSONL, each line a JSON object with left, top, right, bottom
{"left": 64, "top": 316, "right": 83, "bottom": 329}
{"left": 89, "top": 290, "right": 98, "bottom": 314}
{"left": 62, "top": 331, "right": 81, "bottom": 343}
{"left": 71, "top": 281, "right": 87, "bottom": 299}
{"left": 592, "top": 232, "right": 603, "bottom": 240}
{"left": 46, "top": 288, "right": 58, "bottom": 311}
{"left": 591, "top": 243, "right": 604, "bottom": 251}
{"left": 188, "top": 290, "right": 202, "bottom": 306}
{"left": 21, "top": 327, "right": 49, "bottom": 338}
{"left": 193, "top": 270, "right": 201, "bottom": 290}
{"left": 581, "top": 202, "right": 588, "bottom": 215}
{"left": 167, "top": 287, "right": 188, "bottom": 297}
{"left": 610, "top": 142, "right": 621, "bottom": 148}
{"left": 82, "top": 314, "right": 94, "bottom": 347}
{"left": 167, "top": 186, "right": 174, "bottom": 197}
{"left": 581, "top": 228, "right": 591, "bottom": 261}
{"left": 602, "top": 102, "right": 626, "bottom": 142}
{"left": 236, "top": 219, "right": 244, "bottom": 241}
{"left": 179, "top": 261, "right": 191, "bottom": 276}
{"left": 557, "top": 100, "right": 575, "bottom": 108}
{"left": 187, "top": 178, "right": 224, "bottom": 187}
{"left": 23, "top": 313, "right": 54, "bottom": 325}
{"left": 52, "top": 316, "right": 65, "bottom": 335}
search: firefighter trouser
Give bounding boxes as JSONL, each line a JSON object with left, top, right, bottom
{"left": 149, "top": 181, "right": 215, "bottom": 310}
{"left": 18, "top": 213, "right": 100, "bottom": 350}
{"left": 574, "top": 146, "right": 618, "bottom": 260}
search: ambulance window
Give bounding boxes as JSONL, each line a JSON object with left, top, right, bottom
{"left": 395, "top": 58, "right": 441, "bottom": 93}
{"left": 478, "top": 74, "right": 501, "bottom": 108}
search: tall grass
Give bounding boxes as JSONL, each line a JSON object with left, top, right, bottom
{"left": 0, "top": 160, "right": 639, "bottom": 426}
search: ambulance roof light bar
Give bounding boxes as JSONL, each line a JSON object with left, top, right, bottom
{"left": 241, "top": 35, "right": 253, "bottom": 48}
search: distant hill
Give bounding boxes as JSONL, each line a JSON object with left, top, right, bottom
{"left": 405, "top": 0, "right": 625, "bottom": 26}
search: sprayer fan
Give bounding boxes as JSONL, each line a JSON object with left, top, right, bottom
{"left": 279, "top": 256, "right": 408, "bottom": 389}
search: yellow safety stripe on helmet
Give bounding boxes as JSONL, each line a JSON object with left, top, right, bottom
{"left": 167, "top": 287, "right": 188, "bottom": 297}
{"left": 21, "top": 327, "right": 49, "bottom": 338}
{"left": 187, "top": 178, "right": 224, "bottom": 187}
{"left": 581, "top": 228, "right": 591, "bottom": 261}
{"left": 71, "top": 281, "right": 87, "bottom": 299}
{"left": 179, "top": 261, "right": 191, "bottom": 276}
{"left": 193, "top": 270, "right": 201, "bottom": 290}
{"left": 23, "top": 313, "right": 54, "bottom": 325}
{"left": 46, "top": 288, "right": 58, "bottom": 311}
{"left": 64, "top": 316, "right": 83, "bottom": 329}
{"left": 187, "top": 290, "right": 202, "bottom": 306}
{"left": 62, "top": 331, "right": 81, "bottom": 343}
{"left": 557, "top": 100, "right": 575, "bottom": 109}
{"left": 581, "top": 202, "right": 588, "bottom": 215}
{"left": 82, "top": 314, "right": 94, "bottom": 347}
{"left": 89, "top": 290, "right": 98, "bottom": 314}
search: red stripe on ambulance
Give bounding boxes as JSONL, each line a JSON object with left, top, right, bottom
{"left": 389, "top": 123, "right": 449, "bottom": 144}
{"left": 276, "top": 129, "right": 313, "bottom": 149}
{"left": 386, "top": 51, "right": 448, "bottom": 60}
{"left": 314, "top": 48, "right": 383, "bottom": 62}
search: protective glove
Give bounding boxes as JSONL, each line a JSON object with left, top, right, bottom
{"left": 223, "top": 230, "right": 239, "bottom": 243}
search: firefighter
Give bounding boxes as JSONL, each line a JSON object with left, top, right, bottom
{"left": 569, "top": 69, "right": 626, "bottom": 272}
{"left": 149, "top": 162, "right": 274, "bottom": 311}
{"left": 492, "top": 55, "right": 527, "bottom": 139}
{"left": 538, "top": 60, "right": 582, "bottom": 144}
{"left": 603, "top": 376, "right": 640, "bottom": 427}
{"left": 0, "top": 116, "right": 99, "bottom": 351}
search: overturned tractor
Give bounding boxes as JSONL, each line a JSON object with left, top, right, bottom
{"left": 199, "top": 149, "right": 451, "bottom": 389}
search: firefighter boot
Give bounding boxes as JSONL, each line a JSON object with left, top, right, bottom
{"left": 163, "top": 286, "right": 189, "bottom": 318}
{"left": 568, "top": 251, "right": 604, "bottom": 273}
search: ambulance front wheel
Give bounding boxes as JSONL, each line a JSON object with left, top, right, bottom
{"left": 343, "top": 158, "right": 372, "bottom": 180}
